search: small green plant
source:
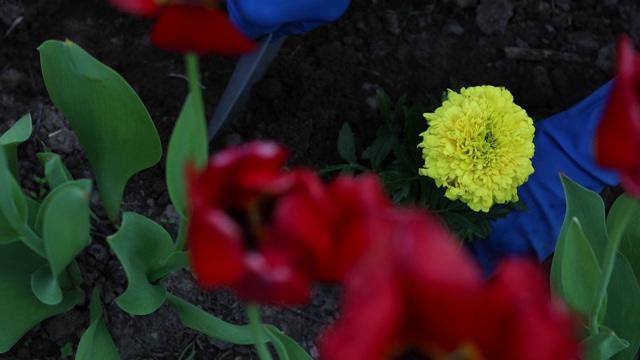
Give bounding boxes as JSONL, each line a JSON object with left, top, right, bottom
{"left": 324, "top": 90, "right": 525, "bottom": 240}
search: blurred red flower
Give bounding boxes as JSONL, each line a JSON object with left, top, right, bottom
{"left": 319, "top": 209, "right": 580, "bottom": 360}
{"left": 595, "top": 34, "right": 640, "bottom": 196}
{"left": 187, "top": 141, "right": 391, "bottom": 304}
{"left": 107, "top": 0, "right": 255, "bottom": 56}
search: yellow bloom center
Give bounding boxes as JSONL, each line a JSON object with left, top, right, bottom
{"left": 418, "top": 86, "right": 535, "bottom": 212}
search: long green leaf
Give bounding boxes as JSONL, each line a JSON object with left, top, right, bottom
{"left": 166, "top": 93, "right": 208, "bottom": 219}
{"left": 0, "top": 242, "right": 82, "bottom": 353}
{"left": 167, "top": 293, "right": 258, "bottom": 344}
{"left": 76, "top": 288, "right": 120, "bottom": 360}
{"left": 552, "top": 217, "right": 603, "bottom": 317}
{"left": 606, "top": 253, "right": 640, "bottom": 360}
{"left": 0, "top": 146, "right": 31, "bottom": 247}
{"left": 608, "top": 194, "right": 640, "bottom": 284}
{"left": 263, "top": 326, "right": 313, "bottom": 360}
{"left": 0, "top": 114, "right": 32, "bottom": 179}
{"left": 37, "top": 151, "right": 73, "bottom": 190}
{"left": 39, "top": 40, "right": 161, "bottom": 221}
{"left": 107, "top": 212, "right": 174, "bottom": 315}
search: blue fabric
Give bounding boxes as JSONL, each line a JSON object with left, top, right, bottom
{"left": 468, "top": 80, "right": 620, "bottom": 273}
{"left": 227, "top": 0, "right": 350, "bottom": 40}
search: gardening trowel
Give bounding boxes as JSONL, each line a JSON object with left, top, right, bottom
{"left": 207, "top": 33, "right": 287, "bottom": 141}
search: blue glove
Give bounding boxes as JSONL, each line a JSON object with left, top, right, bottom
{"left": 468, "top": 80, "right": 620, "bottom": 273}
{"left": 227, "top": 0, "right": 351, "bottom": 40}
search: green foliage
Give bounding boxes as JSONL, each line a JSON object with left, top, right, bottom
{"left": 39, "top": 40, "right": 162, "bottom": 221}
{"left": 0, "top": 114, "right": 32, "bottom": 180}
{"left": 107, "top": 212, "right": 179, "bottom": 315}
{"left": 30, "top": 180, "right": 91, "bottom": 305}
{"left": 0, "top": 242, "right": 83, "bottom": 352}
{"left": 166, "top": 93, "right": 208, "bottom": 219}
{"left": 552, "top": 175, "right": 640, "bottom": 360}
{"left": 76, "top": 288, "right": 120, "bottom": 360}
{"left": 60, "top": 342, "right": 74, "bottom": 358}
{"left": 167, "top": 294, "right": 313, "bottom": 358}
{"left": 323, "top": 89, "right": 524, "bottom": 240}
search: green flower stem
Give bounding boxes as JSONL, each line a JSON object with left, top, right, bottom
{"left": 588, "top": 201, "right": 639, "bottom": 334}
{"left": 174, "top": 217, "right": 188, "bottom": 252}
{"left": 247, "top": 304, "right": 273, "bottom": 360}
{"left": 184, "top": 53, "right": 203, "bottom": 107}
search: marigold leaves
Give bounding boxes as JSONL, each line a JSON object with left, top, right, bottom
{"left": 39, "top": 40, "right": 161, "bottom": 221}
{"left": 337, "top": 122, "right": 357, "bottom": 164}
{"left": 0, "top": 242, "right": 83, "bottom": 353}
{"left": 107, "top": 212, "right": 174, "bottom": 315}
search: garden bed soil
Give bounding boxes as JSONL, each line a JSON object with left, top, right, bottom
{"left": 0, "top": 0, "right": 638, "bottom": 359}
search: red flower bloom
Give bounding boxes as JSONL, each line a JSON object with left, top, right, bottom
{"left": 319, "top": 209, "right": 580, "bottom": 360}
{"left": 107, "top": 0, "right": 256, "bottom": 56}
{"left": 187, "top": 141, "right": 392, "bottom": 304}
{"left": 187, "top": 141, "right": 310, "bottom": 303}
{"left": 595, "top": 34, "right": 640, "bottom": 196}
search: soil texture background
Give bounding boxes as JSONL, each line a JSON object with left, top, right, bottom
{"left": 0, "top": 0, "right": 638, "bottom": 359}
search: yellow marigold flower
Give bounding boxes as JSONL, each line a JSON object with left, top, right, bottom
{"left": 418, "top": 85, "right": 535, "bottom": 212}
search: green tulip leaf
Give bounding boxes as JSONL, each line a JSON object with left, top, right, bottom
{"left": 605, "top": 253, "right": 640, "bottom": 360}
{"left": 0, "top": 242, "right": 82, "bottom": 353}
{"left": 76, "top": 288, "right": 120, "bottom": 360}
{"left": 0, "top": 114, "right": 32, "bottom": 180}
{"left": 0, "top": 146, "right": 34, "bottom": 250}
{"left": 35, "top": 179, "right": 92, "bottom": 277}
{"left": 38, "top": 40, "right": 161, "bottom": 221}
{"left": 582, "top": 327, "right": 629, "bottom": 360}
{"left": 557, "top": 174, "right": 610, "bottom": 261}
{"left": 607, "top": 194, "right": 640, "bottom": 283}
{"left": 148, "top": 251, "right": 190, "bottom": 283}
{"left": 166, "top": 93, "right": 208, "bottom": 219}
{"left": 263, "top": 326, "right": 313, "bottom": 360}
{"left": 37, "top": 151, "right": 73, "bottom": 190}
{"left": 166, "top": 293, "right": 260, "bottom": 345}
{"left": 107, "top": 212, "right": 174, "bottom": 315}
{"left": 552, "top": 217, "right": 603, "bottom": 318}
{"left": 30, "top": 264, "right": 63, "bottom": 305}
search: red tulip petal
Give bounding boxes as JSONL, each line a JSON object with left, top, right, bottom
{"left": 151, "top": 4, "right": 256, "bottom": 56}
{"left": 188, "top": 209, "right": 245, "bottom": 286}
{"left": 232, "top": 253, "right": 312, "bottom": 304}
{"left": 107, "top": 0, "right": 158, "bottom": 17}
{"left": 595, "top": 35, "right": 640, "bottom": 170}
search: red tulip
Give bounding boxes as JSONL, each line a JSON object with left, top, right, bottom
{"left": 107, "top": 0, "right": 256, "bottom": 56}
{"left": 319, "top": 210, "right": 580, "bottom": 360}
{"left": 595, "top": 34, "right": 640, "bottom": 196}
{"left": 187, "top": 142, "right": 311, "bottom": 303}
{"left": 187, "top": 142, "right": 393, "bottom": 303}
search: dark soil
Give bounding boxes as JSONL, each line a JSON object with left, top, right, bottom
{"left": 0, "top": 0, "right": 638, "bottom": 359}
